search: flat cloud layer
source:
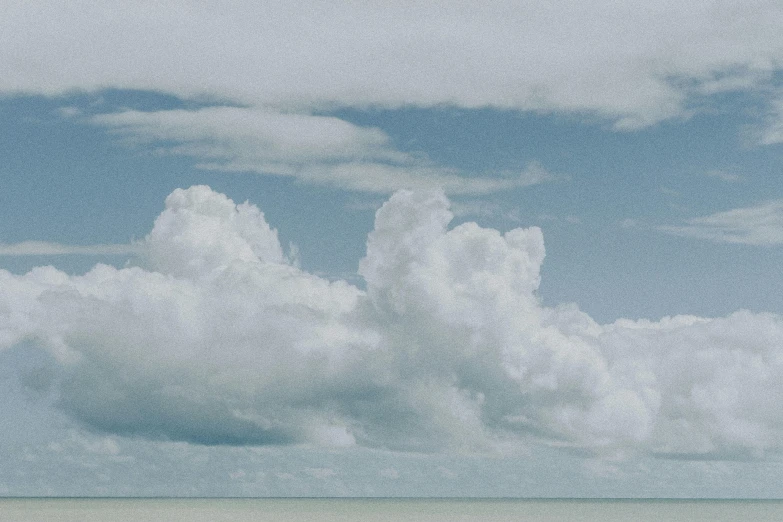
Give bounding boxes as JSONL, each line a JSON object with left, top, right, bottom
{"left": 7, "top": 1, "right": 783, "bottom": 196}
{"left": 2, "top": 186, "right": 783, "bottom": 459}
{"left": 3, "top": 1, "right": 783, "bottom": 128}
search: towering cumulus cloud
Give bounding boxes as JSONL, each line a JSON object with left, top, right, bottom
{"left": 1, "top": 186, "right": 782, "bottom": 459}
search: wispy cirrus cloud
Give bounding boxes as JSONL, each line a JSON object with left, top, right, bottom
{"left": 91, "top": 107, "right": 553, "bottom": 194}
{"left": 660, "top": 200, "right": 783, "bottom": 245}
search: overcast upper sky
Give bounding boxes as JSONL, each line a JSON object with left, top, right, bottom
{"left": 2, "top": 1, "right": 783, "bottom": 497}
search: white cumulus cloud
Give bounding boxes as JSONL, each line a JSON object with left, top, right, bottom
{"left": 2, "top": 186, "right": 783, "bottom": 459}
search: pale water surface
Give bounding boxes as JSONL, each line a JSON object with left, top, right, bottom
{"left": 2, "top": 498, "right": 782, "bottom": 521}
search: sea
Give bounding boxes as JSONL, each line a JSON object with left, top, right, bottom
{"left": 2, "top": 498, "right": 782, "bottom": 521}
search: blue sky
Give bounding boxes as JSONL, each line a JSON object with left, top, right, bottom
{"left": 2, "top": 1, "right": 783, "bottom": 497}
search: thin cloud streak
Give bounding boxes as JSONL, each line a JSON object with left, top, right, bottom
{"left": 660, "top": 200, "right": 783, "bottom": 246}
{"left": 0, "top": 241, "right": 140, "bottom": 256}
{"left": 704, "top": 170, "right": 745, "bottom": 183}
{"left": 91, "top": 107, "right": 554, "bottom": 194}
{"left": 759, "top": 95, "right": 783, "bottom": 145}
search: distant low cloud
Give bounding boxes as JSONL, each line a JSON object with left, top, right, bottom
{"left": 0, "top": 241, "right": 140, "bottom": 256}
{"left": 660, "top": 200, "right": 783, "bottom": 245}
{"left": 759, "top": 95, "right": 783, "bottom": 145}
{"left": 704, "top": 170, "right": 744, "bottom": 183}
{"left": 91, "top": 107, "right": 552, "bottom": 194}
{"left": 2, "top": 187, "right": 783, "bottom": 459}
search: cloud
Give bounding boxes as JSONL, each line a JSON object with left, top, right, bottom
{"left": 0, "top": 241, "right": 139, "bottom": 257}
{"left": 3, "top": 2, "right": 783, "bottom": 128}
{"left": 2, "top": 186, "right": 783, "bottom": 459}
{"left": 620, "top": 218, "right": 638, "bottom": 229}
{"left": 91, "top": 107, "right": 551, "bottom": 194}
{"left": 305, "top": 467, "right": 337, "bottom": 480}
{"left": 91, "top": 108, "right": 406, "bottom": 166}
{"left": 758, "top": 94, "right": 783, "bottom": 145}
{"left": 660, "top": 200, "right": 783, "bottom": 245}
{"left": 704, "top": 170, "right": 745, "bottom": 183}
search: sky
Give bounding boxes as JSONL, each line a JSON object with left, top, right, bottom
{"left": 2, "top": 1, "right": 783, "bottom": 497}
